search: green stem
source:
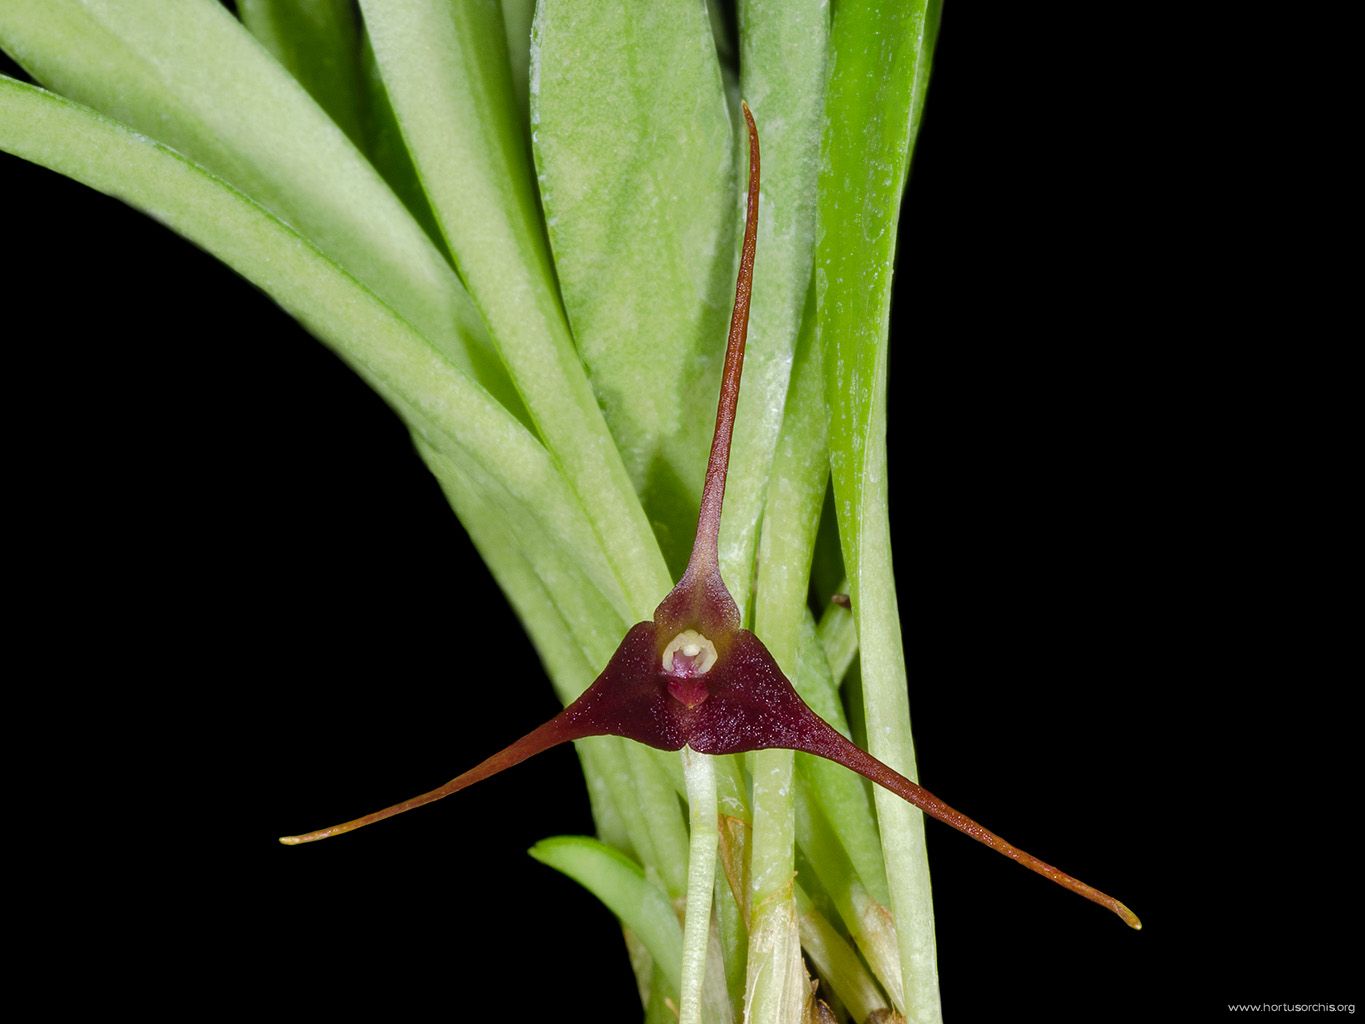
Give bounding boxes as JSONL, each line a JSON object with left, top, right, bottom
{"left": 744, "top": 748, "right": 805, "bottom": 1021}
{"left": 680, "top": 748, "right": 718, "bottom": 1024}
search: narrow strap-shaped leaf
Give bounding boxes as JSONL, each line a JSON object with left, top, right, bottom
{"left": 500, "top": 0, "right": 535, "bottom": 127}
{"left": 531, "top": 0, "right": 737, "bottom": 579}
{"left": 790, "top": 617, "right": 891, "bottom": 907}
{"left": 737, "top": 14, "right": 832, "bottom": 1005}
{"left": 0, "top": 78, "right": 620, "bottom": 614}
{"left": 816, "top": 588, "right": 858, "bottom": 686}
{"left": 529, "top": 837, "right": 684, "bottom": 1000}
{"left": 819, "top": 3, "right": 944, "bottom": 1020}
{"left": 795, "top": 884, "right": 892, "bottom": 1024}
{"left": 0, "top": 0, "right": 514, "bottom": 411}
{"left": 707, "top": 0, "right": 737, "bottom": 70}
{"left": 415, "top": 440, "right": 632, "bottom": 686}
{"left": 714, "top": 868, "right": 748, "bottom": 1018}
{"left": 236, "top": 0, "right": 364, "bottom": 145}
{"left": 644, "top": 965, "right": 676, "bottom": 1024}
{"left": 753, "top": 287, "right": 827, "bottom": 667}
{"left": 358, "top": 0, "right": 669, "bottom": 616}
{"left": 795, "top": 780, "right": 906, "bottom": 1012}
{"left": 744, "top": 257, "right": 825, "bottom": 1024}
{"left": 355, "top": 34, "right": 443, "bottom": 247}
{"left": 725, "top": 0, "right": 829, "bottom": 613}
{"left": 575, "top": 741, "right": 640, "bottom": 866}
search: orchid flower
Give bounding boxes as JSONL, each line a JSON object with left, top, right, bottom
{"left": 280, "top": 104, "right": 1139, "bottom": 938}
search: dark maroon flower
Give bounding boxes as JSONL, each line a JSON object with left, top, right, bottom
{"left": 282, "top": 103, "right": 1140, "bottom": 931}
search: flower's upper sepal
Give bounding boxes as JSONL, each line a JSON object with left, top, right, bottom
{"left": 653, "top": 565, "right": 740, "bottom": 639}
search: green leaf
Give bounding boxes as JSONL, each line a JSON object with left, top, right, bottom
{"left": 0, "top": 78, "right": 623, "bottom": 620}
{"left": 744, "top": 276, "right": 823, "bottom": 1024}
{"left": 360, "top": 0, "right": 669, "bottom": 616}
{"left": 529, "top": 836, "right": 684, "bottom": 1000}
{"left": 794, "top": 779, "right": 905, "bottom": 1013}
{"left": 795, "top": 883, "right": 891, "bottom": 1024}
{"left": 752, "top": 292, "right": 826, "bottom": 667}
{"left": 791, "top": 617, "right": 890, "bottom": 907}
{"left": 0, "top": 0, "right": 512, "bottom": 408}
{"left": 500, "top": 0, "right": 535, "bottom": 126}
{"left": 816, "top": 589, "right": 858, "bottom": 686}
{"left": 818, "top": 2, "right": 944, "bottom": 1022}
{"left": 236, "top": 0, "right": 364, "bottom": 145}
{"left": 414, "top": 440, "right": 631, "bottom": 693}
{"left": 821, "top": 6, "right": 942, "bottom": 572}
{"left": 531, "top": 0, "right": 736, "bottom": 577}
{"left": 355, "top": 33, "right": 443, "bottom": 246}
{"left": 714, "top": 869, "right": 748, "bottom": 1017}
{"left": 728, "top": 0, "right": 829, "bottom": 615}
{"left": 736, "top": 10, "right": 831, "bottom": 1010}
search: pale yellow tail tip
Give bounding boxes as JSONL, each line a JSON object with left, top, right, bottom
{"left": 278, "top": 835, "right": 303, "bottom": 846}
{"left": 1117, "top": 903, "right": 1142, "bottom": 930}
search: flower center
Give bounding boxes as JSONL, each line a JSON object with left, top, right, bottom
{"left": 661, "top": 629, "right": 717, "bottom": 678}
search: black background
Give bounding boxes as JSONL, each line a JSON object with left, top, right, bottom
{"left": 2, "top": 5, "right": 1350, "bottom": 1021}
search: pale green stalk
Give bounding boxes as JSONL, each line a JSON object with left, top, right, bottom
{"left": 743, "top": 750, "right": 806, "bottom": 1022}
{"left": 679, "top": 748, "right": 718, "bottom": 1024}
